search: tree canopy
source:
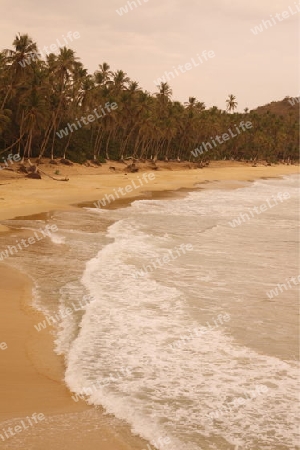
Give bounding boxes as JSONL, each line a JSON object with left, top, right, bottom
{"left": 0, "top": 34, "right": 298, "bottom": 163}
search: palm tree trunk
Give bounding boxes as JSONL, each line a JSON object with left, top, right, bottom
{"left": 105, "top": 130, "right": 113, "bottom": 160}
{"left": 63, "top": 132, "right": 72, "bottom": 159}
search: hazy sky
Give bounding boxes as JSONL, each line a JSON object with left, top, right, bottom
{"left": 1, "top": 0, "right": 299, "bottom": 111}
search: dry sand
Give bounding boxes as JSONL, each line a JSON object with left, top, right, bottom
{"left": 0, "top": 160, "right": 298, "bottom": 222}
{"left": 0, "top": 161, "right": 298, "bottom": 449}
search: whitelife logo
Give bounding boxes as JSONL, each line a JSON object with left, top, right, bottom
{"left": 266, "top": 275, "right": 300, "bottom": 299}
{"left": 169, "top": 313, "right": 231, "bottom": 350}
{"left": 191, "top": 121, "right": 253, "bottom": 158}
{"left": 288, "top": 95, "right": 300, "bottom": 106}
{"left": 153, "top": 50, "right": 215, "bottom": 86}
{"left": 56, "top": 102, "right": 118, "bottom": 139}
{"left": 93, "top": 172, "right": 155, "bottom": 209}
{"left": 133, "top": 244, "right": 193, "bottom": 279}
{"left": 0, "top": 224, "right": 58, "bottom": 262}
{"left": 34, "top": 295, "right": 94, "bottom": 332}
{"left": 250, "top": 2, "right": 300, "bottom": 35}
{"left": 71, "top": 367, "right": 132, "bottom": 402}
{"left": 19, "top": 31, "right": 81, "bottom": 67}
{"left": 116, "top": 0, "right": 149, "bottom": 16}
{"left": 0, "top": 153, "right": 21, "bottom": 171}
{"left": 0, "top": 413, "right": 45, "bottom": 442}
{"left": 228, "top": 192, "right": 290, "bottom": 228}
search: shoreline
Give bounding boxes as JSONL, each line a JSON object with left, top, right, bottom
{"left": 0, "top": 163, "right": 299, "bottom": 449}
{"left": 0, "top": 263, "right": 149, "bottom": 450}
{"left": 0, "top": 161, "right": 298, "bottom": 224}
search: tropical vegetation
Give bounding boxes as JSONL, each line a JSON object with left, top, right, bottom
{"left": 0, "top": 34, "right": 299, "bottom": 164}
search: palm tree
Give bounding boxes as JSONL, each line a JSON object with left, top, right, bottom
{"left": 156, "top": 82, "right": 172, "bottom": 106}
{"left": 1, "top": 34, "right": 38, "bottom": 110}
{"left": 226, "top": 94, "right": 238, "bottom": 113}
{"left": 184, "top": 97, "right": 197, "bottom": 108}
{"left": 21, "top": 84, "right": 50, "bottom": 161}
{"left": 112, "top": 70, "right": 130, "bottom": 93}
{"left": 95, "top": 62, "right": 112, "bottom": 87}
{"left": 48, "top": 47, "right": 79, "bottom": 158}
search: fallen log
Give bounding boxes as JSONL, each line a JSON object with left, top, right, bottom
{"left": 39, "top": 169, "right": 69, "bottom": 181}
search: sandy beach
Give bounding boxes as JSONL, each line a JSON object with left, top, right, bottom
{"left": 0, "top": 161, "right": 298, "bottom": 221}
{"left": 0, "top": 161, "right": 298, "bottom": 449}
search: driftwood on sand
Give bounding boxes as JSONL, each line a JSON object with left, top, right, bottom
{"left": 38, "top": 169, "right": 69, "bottom": 181}
{"left": 17, "top": 161, "right": 69, "bottom": 181}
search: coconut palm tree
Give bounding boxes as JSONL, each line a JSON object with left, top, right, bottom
{"left": 95, "top": 62, "right": 113, "bottom": 87}
{"left": 1, "top": 34, "right": 38, "bottom": 110}
{"left": 226, "top": 94, "right": 238, "bottom": 113}
{"left": 156, "top": 82, "right": 172, "bottom": 106}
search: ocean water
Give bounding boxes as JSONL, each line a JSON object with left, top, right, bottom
{"left": 1, "top": 174, "right": 299, "bottom": 450}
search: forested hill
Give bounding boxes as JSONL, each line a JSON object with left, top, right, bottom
{"left": 0, "top": 34, "right": 299, "bottom": 164}
{"left": 251, "top": 97, "right": 299, "bottom": 119}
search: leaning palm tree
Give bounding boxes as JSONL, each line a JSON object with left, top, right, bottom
{"left": 226, "top": 94, "right": 238, "bottom": 113}
{"left": 4, "top": 33, "right": 38, "bottom": 75}
{"left": 1, "top": 33, "right": 38, "bottom": 109}
{"left": 21, "top": 86, "right": 50, "bottom": 161}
